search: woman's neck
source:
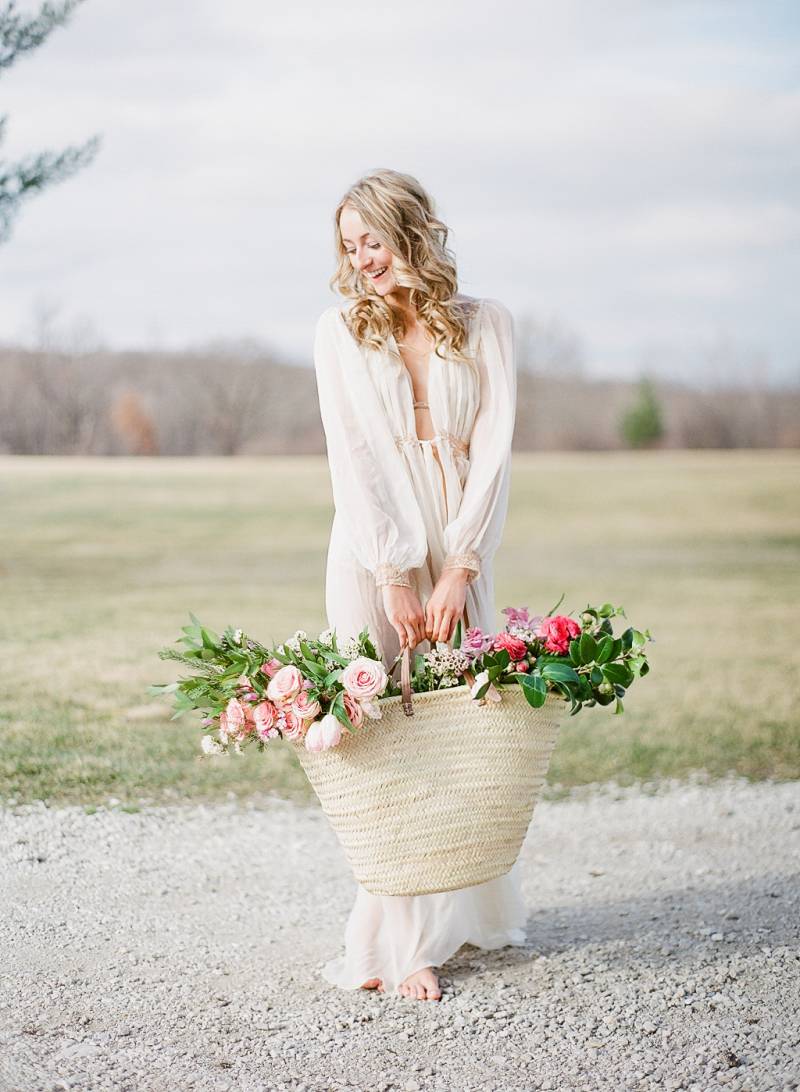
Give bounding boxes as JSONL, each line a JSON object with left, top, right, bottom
{"left": 384, "top": 286, "right": 418, "bottom": 330}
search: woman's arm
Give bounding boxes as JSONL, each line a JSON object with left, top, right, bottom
{"left": 313, "top": 305, "right": 429, "bottom": 588}
{"left": 440, "top": 297, "right": 517, "bottom": 583}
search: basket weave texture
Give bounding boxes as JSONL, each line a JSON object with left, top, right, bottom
{"left": 292, "top": 685, "right": 566, "bottom": 896}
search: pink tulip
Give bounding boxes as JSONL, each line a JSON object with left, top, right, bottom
{"left": 304, "top": 720, "right": 325, "bottom": 752}
{"left": 320, "top": 713, "right": 342, "bottom": 749}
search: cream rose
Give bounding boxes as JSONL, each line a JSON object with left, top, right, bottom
{"left": 341, "top": 657, "right": 388, "bottom": 702}
{"left": 266, "top": 664, "right": 304, "bottom": 705}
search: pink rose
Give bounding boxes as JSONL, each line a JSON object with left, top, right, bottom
{"left": 493, "top": 633, "right": 528, "bottom": 661}
{"left": 537, "top": 615, "right": 581, "bottom": 655}
{"left": 291, "top": 689, "right": 321, "bottom": 722}
{"left": 252, "top": 700, "right": 278, "bottom": 740}
{"left": 266, "top": 664, "right": 304, "bottom": 705}
{"left": 343, "top": 692, "right": 364, "bottom": 729}
{"left": 341, "top": 657, "right": 388, "bottom": 702}
{"left": 260, "top": 658, "right": 283, "bottom": 678}
{"left": 282, "top": 708, "right": 309, "bottom": 742}
{"left": 514, "top": 661, "right": 530, "bottom": 673}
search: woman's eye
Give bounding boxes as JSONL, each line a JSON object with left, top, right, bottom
{"left": 368, "top": 243, "right": 380, "bottom": 249}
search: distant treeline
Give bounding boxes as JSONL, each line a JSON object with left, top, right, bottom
{"left": 0, "top": 345, "right": 797, "bottom": 456}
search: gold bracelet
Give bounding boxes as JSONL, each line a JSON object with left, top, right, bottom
{"left": 375, "top": 563, "right": 413, "bottom": 588}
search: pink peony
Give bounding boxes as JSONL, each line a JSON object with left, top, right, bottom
{"left": 501, "top": 606, "right": 533, "bottom": 627}
{"left": 461, "top": 626, "right": 493, "bottom": 658}
{"left": 493, "top": 633, "right": 528, "bottom": 661}
{"left": 341, "top": 657, "right": 388, "bottom": 702}
{"left": 343, "top": 692, "right": 364, "bottom": 729}
{"left": 266, "top": 664, "right": 304, "bottom": 705}
{"left": 260, "top": 658, "right": 283, "bottom": 678}
{"left": 291, "top": 689, "right": 321, "bottom": 722}
{"left": 537, "top": 615, "right": 581, "bottom": 655}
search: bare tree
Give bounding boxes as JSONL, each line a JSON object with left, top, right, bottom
{"left": 0, "top": 0, "right": 100, "bottom": 244}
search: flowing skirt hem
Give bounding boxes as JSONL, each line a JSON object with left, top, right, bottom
{"left": 319, "top": 923, "right": 528, "bottom": 996}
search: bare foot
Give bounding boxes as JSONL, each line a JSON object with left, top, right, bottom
{"left": 360, "top": 977, "right": 385, "bottom": 992}
{"left": 398, "top": 966, "right": 441, "bottom": 1001}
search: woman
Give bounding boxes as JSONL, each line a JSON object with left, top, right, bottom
{"left": 312, "top": 169, "right": 526, "bottom": 1002}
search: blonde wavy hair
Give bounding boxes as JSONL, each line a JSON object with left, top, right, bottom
{"left": 329, "top": 169, "right": 478, "bottom": 368}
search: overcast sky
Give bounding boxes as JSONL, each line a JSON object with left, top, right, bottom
{"left": 1, "top": 0, "right": 798, "bottom": 386}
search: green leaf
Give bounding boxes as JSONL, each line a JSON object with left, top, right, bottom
{"left": 579, "top": 632, "right": 597, "bottom": 664}
{"left": 540, "top": 662, "right": 580, "bottom": 684}
{"left": 452, "top": 617, "right": 462, "bottom": 648}
{"left": 631, "top": 629, "right": 646, "bottom": 648}
{"left": 568, "top": 638, "right": 581, "bottom": 665}
{"left": 511, "top": 671, "right": 547, "bottom": 708}
{"left": 546, "top": 592, "right": 566, "bottom": 616}
{"left": 613, "top": 697, "right": 624, "bottom": 715}
{"left": 329, "top": 691, "right": 353, "bottom": 732}
{"left": 595, "top": 635, "right": 614, "bottom": 664}
{"left": 602, "top": 662, "right": 634, "bottom": 686}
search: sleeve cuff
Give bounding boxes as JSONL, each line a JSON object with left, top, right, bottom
{"left": 375, "top": 563, "right": 414, "bottom": 588}
{"left": 442, "top": 550, "right": 481, "bottom": 584}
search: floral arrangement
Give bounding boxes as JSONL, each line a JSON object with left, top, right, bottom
{"left": 149, "top": 596, "right": 653, "bottom": 756}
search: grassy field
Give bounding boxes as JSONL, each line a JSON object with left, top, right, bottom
{"left": 1, "top": 451, "right": 798, "bottom": 808}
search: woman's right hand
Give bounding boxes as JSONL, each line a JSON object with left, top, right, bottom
{"left": 381, "top": 585, "right": 428, "bottom": 650}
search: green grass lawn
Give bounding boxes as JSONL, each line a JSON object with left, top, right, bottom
{"left": 1, "top": 451, "right": 798, "bottom": 808}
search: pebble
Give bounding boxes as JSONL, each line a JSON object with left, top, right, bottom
{"left": 1, "top": 774, "right": 798, "bottom": 1090}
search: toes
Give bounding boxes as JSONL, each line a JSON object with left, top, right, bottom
{"left": 414, "top": 983, "right": 425, "bottom": 1000}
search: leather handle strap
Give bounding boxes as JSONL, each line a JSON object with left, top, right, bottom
{"left": 401, "top": 599, "right": 479, "bottom": 717}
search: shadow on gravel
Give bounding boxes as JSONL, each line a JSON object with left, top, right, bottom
{"left": 447, "top": 872, "right": 797, "bottom": 977}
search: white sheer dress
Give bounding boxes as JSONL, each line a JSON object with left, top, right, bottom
{"left": 311, "top": 294, "right": 528, "bottom": 996}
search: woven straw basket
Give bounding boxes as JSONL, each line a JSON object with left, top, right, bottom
{"left": 291, "top": 615, "right": 566, "bottom": 896}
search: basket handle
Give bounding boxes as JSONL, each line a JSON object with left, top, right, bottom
{"left": 399, "top": 599, "right": 487, "bottom": 717}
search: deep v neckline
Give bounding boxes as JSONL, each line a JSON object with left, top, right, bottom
{"left": 389, "top": 332, "right": 435, "bottom": 411}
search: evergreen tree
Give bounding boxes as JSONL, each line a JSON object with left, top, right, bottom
{"left": 0, "top": 0, "right": 100, "bottom": 245}
{"left": 619, "top": 376, "right": 665, "bottom": 449}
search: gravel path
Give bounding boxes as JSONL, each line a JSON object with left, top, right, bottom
{"left": 1, "top": 774, "right": 798, "bottom": 1092}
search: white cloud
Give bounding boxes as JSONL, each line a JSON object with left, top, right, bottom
{"left": 0, "top": 0, "right": 797, "bottom": 384}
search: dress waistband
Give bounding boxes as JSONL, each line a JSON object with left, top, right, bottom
{"left": 395, "top": 432, "right": 470, "bottom": 457}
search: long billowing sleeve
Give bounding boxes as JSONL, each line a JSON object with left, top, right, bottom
{"left": 313, "top": 305, "right": 429, "bottom": 586}
{"left": 441, "top": 297, "right": 517, "bottom": 579}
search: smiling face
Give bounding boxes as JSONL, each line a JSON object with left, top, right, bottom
{"left": 339, "top": 205, "right": 398, "bottom": 296}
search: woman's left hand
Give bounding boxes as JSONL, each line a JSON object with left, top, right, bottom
{"left": 425, "top": 568, "right": 470, "bottom": 643}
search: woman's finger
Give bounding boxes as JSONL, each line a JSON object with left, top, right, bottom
{"left": 440, "top": 608, "right": 455, "bottom": 644}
